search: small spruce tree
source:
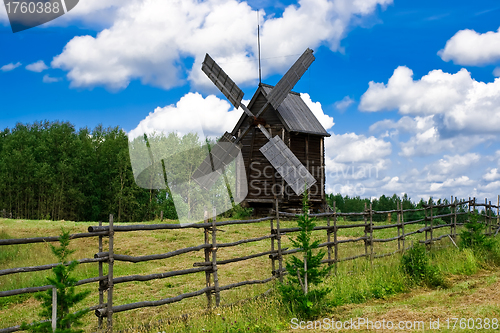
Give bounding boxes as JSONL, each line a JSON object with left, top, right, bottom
{"left": 459, "top": 212, "right": 494, "bottom": 251}
{"left": 278, "top": 190, "right": 330, "bottom": 318}
{"left": 22, "top": 229, "right": 90, "bottom": 333}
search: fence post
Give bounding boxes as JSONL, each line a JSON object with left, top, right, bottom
{"left": 429, "top": 202, "right": 434, "bottom": 249}
{"left": 424, "top": 204, "right": 428, "bottom": 246}
{"left": 107, "top": 214, "right": 114, "bottom": 332}
{"left": 451, "top": 196, "right": 454, "bottom": 240}
{"left": 400, "top": 200, "right": 405, "bottom": 251}
{"left": 488, "top": 200, "right": 492, "bottom": 235}
{"left": 453, "top": 197, "right": 458, "bottom": 240}
{"left": 333, "top": 202, "right": 338, "bottom": 275}
{"left": 211, "top": 207, "right": 220, "bottom": 306}
{"left": 52, "top": 286, "right": 57, "bottom": 333}
{"left": 326, "top": 204, "right": 332, "bottom": 272}
{"left": 369, "top": 203, "right": 373, "bottom": 266}
{"left": 204, "top": 208, "right": 212, "bottom": 308}
{"left": 275, "top": 198, "right": 283, "bottom": 283}
{"left": 485, "top": 198, "right": 488, "bottom": 235}
{"left": 363, "top": 203, "right": 368, "bottom": 260}
{"left": 270, "top": 216, "right": 276, "bottom": 278}
{"left": 397, "top": 201, "right": 401, "bottom": 251}
{"left": 98, "top": 220, "right": 104, "bottom": 329}
{"left": 160, "top": 211, "right": 163, "bottom": 222}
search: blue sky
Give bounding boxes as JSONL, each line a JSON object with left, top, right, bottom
{"left": 1, "top": 0, "right": 500, "bottom": 203}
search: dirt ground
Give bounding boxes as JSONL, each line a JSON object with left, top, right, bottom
{"left": 286, "top": 268, "right": 500, "bottom": 332}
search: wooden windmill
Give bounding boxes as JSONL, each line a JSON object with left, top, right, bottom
{"left": 193, "top": 48, "right": 330, "bottom": 214}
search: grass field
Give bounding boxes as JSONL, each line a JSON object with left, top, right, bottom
{"left": 1, "top": 215, "right": 499, "bottom": 332}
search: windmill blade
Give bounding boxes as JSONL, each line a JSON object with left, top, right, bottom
{"left": 195, "top": 49, "right": 317, "bottom": 197}
{"left": 202, "top": 54, "right": 245, "bottom": 110}
{"left": 265, "top": 48, "right": 315, "bottom": 111}
{"left": 260, "top": 136, "right": 316, "bottom": 196}
{"left": 192, "top": 132, "right": 242, "bottom": 190}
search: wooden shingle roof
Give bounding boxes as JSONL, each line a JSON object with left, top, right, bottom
{"left": 231, "top": 83, "right": 330, "bottom": 137}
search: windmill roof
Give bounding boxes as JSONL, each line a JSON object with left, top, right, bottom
{"left": 231, "top": 83, "right": 330, "bottom": 137}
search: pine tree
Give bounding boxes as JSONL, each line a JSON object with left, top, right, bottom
{"left": 278, "top": 190, "right": 330, "bottom": 318}
{"left": 22, "top": 230, "right": 90, "bottom": 333}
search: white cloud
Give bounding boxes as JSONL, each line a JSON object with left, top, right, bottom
{"left": 128, "top": 92, "right": 243, "bottom": 141}
{"left": 438, "top": 27, "right": 500, "bottom": 66}
{"left": 483, "top": 168, "right": 500, "bottom": 182}
{"left": 0, "top": 4, "right": 7, "bottom": 24}
{"left": 1, "top": 0, "right": 140, "bottom": 28}
{"left": 494, "top": 67, "right": 500, "bottom": 77}
{"left": 381, "top": 176, "right": 406, "bottom": 193}
{"left": 52, "top": 0, "right": 392, "bottom": 91}
{"left": 429, "top": 176, "right": 474, "bottom": 192}
{"left": 374, "top": 164, "right": 478, "bottom": 200}
{"left": 42, "top": 75, "right": 62, "bottom": 83}
{"left": 1, "top": 62, "right": 22, "bottom": 72}
{"left": 399, "top": 131, "right": 489, "bottom": 157}
{"left": 370, "top": 115, "right": 434, "bottom": 134}
{"left": 479, "top": 180, "right": 500, "bottom": 192}
{"left": 325, "top": 132, "right": 391, "bottom": 164}
{"left": 26, "top": 61, "right": 48, "bottom": 73}
{"left": 359, "top": 66, "right": 472, "bottom": 115}
{"left": 370, "top": 115, "right": 493, "bottom": 158}
{"left": 300, "top": 93, "right": 335, "bottom": 130}
{"left": 334, "top": 96, "right": 354, "bottom": 111}
{"left": 423, "top": 153, "right": 481, "bottom": 181}
{"left": 323, "top": 132, "right": 391, "bottom": 191}
{"left": 62, "top": 0, "right": 140, "bottom": 27}
{"left": 360, "top": 66, "right": 500, "bottom": 136}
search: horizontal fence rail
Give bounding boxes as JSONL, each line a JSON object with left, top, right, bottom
{"left": 1, "top": 196, "right": 499, "bottom": 332}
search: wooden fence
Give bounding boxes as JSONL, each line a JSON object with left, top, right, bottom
{"left": 1, "top": 196, "right": 500, "bottom": 333}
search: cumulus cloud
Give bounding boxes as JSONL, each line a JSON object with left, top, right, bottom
{"left": 429, "top": 176, "right": 474, "bottom": 192}
{"left": 359, "top": 66, "right": 472, "bottom": 115}
{"left": 483, "top": 168, "right": 500, "bottom": 182}
{"left": 370, "top": 114, "right": 491, "bottom": 157}
{"left": 128, "top": 92, "right": 243, "bottom": 141}
{"left": 300, "top": 93, "right": 335, "bottom": 130}
{"left": 423, "top": 153, "right": 481, "bottom": 182}
{"left": 26, "top": 61, "right": 48, "bottom": 73}
{"left": 398, "top": 131, "right": 489, "bottom": 157}
{"left": 325, "top": 132, "right": 391, "bottom": 164}
{"left": 1, "top": 62, "right": 22, "bottom": 72}
{"left": 334, "top": 96, "right": 354, "bottom": 111}
{"left": 494, "top": 67, "right": 500, "bottom": 77}
{"left": 0, "top": 1, "right": 9, "bottom": 24}
{"left": 323, "top": 132, "right": 391, "bottom": 192}
{"left": 52, "top": 0, "right": 392, "bottom": 91}
{"left": 370, "top": 115, "right": 434, "bottom": 134}
{"left": 439, "top": 27, "right": 500, "bottom": 66}
{"left": 374, "top": 158, "right": 480, "bottom": 199}
{"left": 42, "top": 75, "right": 62, "bottom": 83}
{"left": 381, "top": 176, "right": 407, "bottom": 193}
{"left": 360, "top": 66, "right": 500, "bottom": 137}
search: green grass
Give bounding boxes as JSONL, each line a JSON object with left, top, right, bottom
{"left": 1, "top": 216, "right": 499, "bottom": 332}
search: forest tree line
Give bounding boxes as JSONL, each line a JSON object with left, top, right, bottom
{"left": 326, "top": 193, "right": 493, "bottom": 224}
{"left": 0, "top": 121, "right": 162, "bottom": 222}
{"left": 0, "top": 121, "right": 487, "bottom": 222}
